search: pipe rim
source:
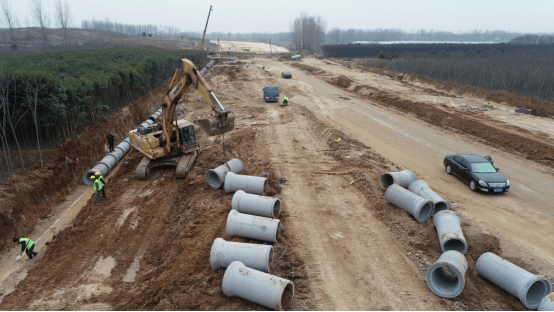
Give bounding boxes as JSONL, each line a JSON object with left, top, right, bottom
{"left": 279, "top": 282, "right": 295, "bottom": 311}
{"left": 380, "top": 173, "right": 394, "bottom": 187}
{"left": 442, "top": 239, "right": 468, "bottom": 255}
{"left": 231, "top": 190, "right": 245, "bottom": 210}
{"left": 206, "top": 169, "right": 224, "bottom": 189}
{"left": 272, "top": 199, "right": 281, "bottom": 218}
{"left": 263, "top": 178, "right": 268, "bottom": 193}
{"left": 522, "top": 277, "right": 552, "bottom": 309}
{"left": 416, "top": 201, "right": 434, "bottom": 223}
{"left": 434, "top": 201, "right": 449, "bottom": 214}
{"left": 426, "top": 261, "right": 465, "bottom": 298}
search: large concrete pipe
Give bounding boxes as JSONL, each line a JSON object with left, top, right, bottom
{"left": 433, "top": 210, "right": 467, "bottom": 254}
{"left": 291, "top": 55, "right": 301, "bottom": 60}
{"left": 199, "top": 60, "right": 216, "bottom": 75}
{"left": 226, "top": 210, "right": 280, "bottom": 242}
{"left": 232, "top": 190, "right": 281, "bottom": 218}
{"left": 384, "top": 184, "right": 433, "bottom": 223}
{"left": 139, "top": 119, "right": 154, "bottom": 128}
{"left": 540, "top": 297, "right": 554, "bottom": 311}
{"left": 82, "top": 137, "right": 132, "bottom": 185}
{"left": 408, "top": 180, "right": 449, "bottom": 214}
{"left": 380, "top": 170, "right": 417, "bottom": 188}
{"left": 476, "top": 252, "right": 552, "bottom": 309}
{"left": 206, "top": 158, "right": 243, "bottom": 189}
{"left": 210, "top": 238, "right": 273, "bottom": 272}
{"left": 222, "top": 261, "right": 294, "bottom": 311}
{"left": 426, "top": 250, "right": 468, "bottom": 298}
{"left": 224, "top": 172, "right": 268, "bottom": 195}
{"left": 147, "top": 108, "right": 163, "bottom": 122}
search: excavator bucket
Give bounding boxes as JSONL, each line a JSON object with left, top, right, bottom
{"left": 194, "top": 112, "right": 235, "bottom": 136}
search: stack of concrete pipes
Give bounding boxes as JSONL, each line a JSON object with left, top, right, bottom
{"left": 82, "top": 107, "right": 163, "bottom": 186}
{"left": 381, "top": 170, "right": 554, "bottom": 305}
{"left": 207, "top": 161, "right": 293, "bottom": 310}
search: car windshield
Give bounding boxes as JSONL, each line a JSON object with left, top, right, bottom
{"left": 266, "top": 86, "right": 278, "bottom": 92}
{"left": 471, "top": 162, "right": 497, "bottom": 173}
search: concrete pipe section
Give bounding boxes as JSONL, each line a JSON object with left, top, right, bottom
{"left": 476, "top": 252, "right": 552, "bottom": 309}
{"left": 380, "top": 170, "right": 417, "bottom": 188}
{"left": 408, "top": 180, "right": 449, "bottom": 214}
{"left": 206, "top": 158, "right": 244, "bottom": 189}
{"left": 540, "top": 297, "right": 554, "bottom": 311}
{"left": 385, "top": 184, "right": 433, "bottom": 223}
{"left": 433, "top": 210, "right": 467, "bottom": 254}
{"left": 82, "top": 137, "right": 132, "bottom": 185}
{"left": 147, "top": 108, "right": 163, "bottom": 122}
{"left": 426, "top": 250, "right": 468, "bottom": 298}
{"left": 199, "top": 60, "right": 216, "bottom": 75}
{"left": 232, "top": 190, "right": 281, "bottom": 218}
{"left": 222, "top": 261, "right": 294, "bottom": 311}
{"left": 210, "top": 238, "right": 273, "bottom": 272}
{"left": 224, "top": 172, "right": 268, "bottom": 195}
{"left": 226, "top": 210, "right": 280, "bottom": 242}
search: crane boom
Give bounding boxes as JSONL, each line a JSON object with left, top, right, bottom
{"left": 200, "top": 5, "right": 213, "bottom": 51}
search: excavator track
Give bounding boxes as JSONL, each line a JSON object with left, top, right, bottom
{"left": 135, "top": 156, "right": 152, "bottom": 179}
{"left": 176, "top": 151, "right": 198, "bottom": 179}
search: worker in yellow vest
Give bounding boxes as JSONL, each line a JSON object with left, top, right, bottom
{"left": 13, "top": 237, "right": 38, "bottom": 260}
{"left": 282, "top": 96, "right": 289, "bottom": 106}
{"left": 95, "top": 172, "right": 107, "bottom": 200}
{"left": 92, "top": 175, "right": 105, "bottom": 204}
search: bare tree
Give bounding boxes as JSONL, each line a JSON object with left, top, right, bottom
{"left": 290, "top": 12, "right": 326, "bottom": 53}
{"left": 0, "top": 0, "right": 19, "bottom": 47}
{"left": 54, "top": 0, "right": 72, "bottom": 46}
{"left": 31, "top": 0, "right": 50, "bottom": 46}
{"left": 24, "top": 75, "right": 46, "bottom": 168}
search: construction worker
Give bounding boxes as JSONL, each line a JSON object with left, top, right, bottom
{"left": 246, "top": 62, "right": 249, "bottom": 68}
{"left": 13, "top": 237, "right": 38, "bottom": 260}
{"left": 92, "top": 175, "right": 105, "bottom": 204}
{"left": 107, "top": 132, "right": 115, "bottom": 152}
{"left": 95, "top": 172, "right": 106, "bottom": 200}
{"left": 282, "top": 96, "right": 289, "bottom": 106}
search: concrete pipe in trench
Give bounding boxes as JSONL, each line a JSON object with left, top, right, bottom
{"left": 380, "top": 170, "right": 417, "bottom": 188}
{"left": 476, "top": 252, "right": 552, "bottom": 309}
{"left": 408, "top": 180, "right": 449, "bottom": 214}
{"left": 199, "top": 60, "right": 216, "bottom": 75}
{"left": 426, "top": 250, "right": 468, "bottom": 298}
{"left": 82, "top": 137, "right": 132, "bottom": 185}
{"left": 147, "top": 108, "right": 163, "bottom": 122}
{"left": 540, "top": 297, "right": 554, "bottom": 311}
{"left": 206, "top": 158, "right": 243, "bottom": 189}
{"left": 210, "top": 238, "right": 273, "bottom": 272}
{"left": 232, "top": 190, "right": 281, "bottom": 218}
{"left": 433, "top": 210, "right": 467, "bottom": 254}
{"left": 222, "top": 261, "right": 294, "bottom": 311}
{"left": 224, "top": 172, "right": 268, "bottom": 195}
{"left": 385, "top": 184, "right": 433, "bottom": 223}
{"left": 226, "top": 210, "right": 280, "bottom": 242}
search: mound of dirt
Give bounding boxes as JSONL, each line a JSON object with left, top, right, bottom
{"left": 329, "top": 78, "right": 554, "bottom": 169}
{"left": 290, "top": 63, "right": 325, "bottom": 75}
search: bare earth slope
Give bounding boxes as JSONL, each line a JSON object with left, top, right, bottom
{"left": 1, "top": 57, "right": 553, "bottom": 310}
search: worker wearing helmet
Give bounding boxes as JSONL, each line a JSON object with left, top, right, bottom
{"left": 13, "top": 237, "right": 38, "bottom": 260}
{"left": 95, "top": 172, "right": 107, "bottom": 200}
{"left": 92, "top": 175, "right": 105, "bottom": 204}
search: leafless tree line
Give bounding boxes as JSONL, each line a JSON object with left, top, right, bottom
{"left": 80, "top": 19, "right": 182, "bottom": 37}
{"left": 289, "top": 12, "right": 326, "bottom": 53}
{"left": 1, "top": 0, "right": 72, "bottom": 48}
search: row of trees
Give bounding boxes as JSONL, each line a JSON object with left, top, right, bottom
{"left": 367, "top": 48, "right": 554, "bottom": 104}
{"left": 290, "top": 13, "right": 326, "bottom": 53}
{"left": 1, "top": 0, "right": 72, "bottom": 48}
{"left": 0, "top": 48, "right": 206, "bottom": 183}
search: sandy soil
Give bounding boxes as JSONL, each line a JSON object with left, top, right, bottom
{"left": 1, "top": 56, "right": 553, "bottom": 310}
{"left": 212, "top": 40, "right": 289, "bottom": 54}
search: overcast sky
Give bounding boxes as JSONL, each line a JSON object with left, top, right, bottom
{"left": 10, "top": 0, "right": 554, "bottom": 34}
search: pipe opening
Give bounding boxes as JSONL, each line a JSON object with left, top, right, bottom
{"left": 428, "top": 265, "right": 463, "bottom": 297}
{"left": 380, "top": 174, "right": 394, "bottom": 187}
{"left": 272, "top": 200, "right": 282, "bottom": 218}
{"left": 83, "top": 170, "right": 96, "bottom": 186}
{"left": 434, "top": 202, "right": 449, "bottom": 214}
{"left": 443, "top": 239, "right": 467, "bottom": 254}
{"left": 263, "top": 179, "right": 268, "bottom": 193}
{"left": 207, "top": 170, "right": 222, "bottom": 188}
{"left": 525, "top": 280, "right": 550, "bottom": 307}
{"left": 280, "top": 284, "right": 294, "bottom": 311}
{"left": 418, "top": 203, "right": 433, "bottom": 222}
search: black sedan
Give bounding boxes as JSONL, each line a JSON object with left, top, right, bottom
{"left": 281, "top": 71, "right": 292, "bottom": 79}
{"left": 443, "top": 154, "right": 510, "bottom": 193}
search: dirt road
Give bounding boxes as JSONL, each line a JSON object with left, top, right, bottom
{"left": 1, "top": 57, "right": 553, "bottom": 310}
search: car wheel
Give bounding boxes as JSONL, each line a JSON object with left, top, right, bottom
{"left": 446, "top": 164, "right": 453, "bottom": 175}
{"left": 469, "top": 179, "right": 479, "bottom": 192}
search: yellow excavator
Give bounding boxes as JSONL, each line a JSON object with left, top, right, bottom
{"left": 128, "top": 58, "right": 234, "bottom": 179}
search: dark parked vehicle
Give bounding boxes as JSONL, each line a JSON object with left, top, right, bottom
{"left": 443, "top": 154, "right": 510, "bottom": 193}
{"left": 262, "top": 84, "right": 280, "bottom": 102}
{"left": 281, "top": 71, "right": 292, "bottom": 79}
